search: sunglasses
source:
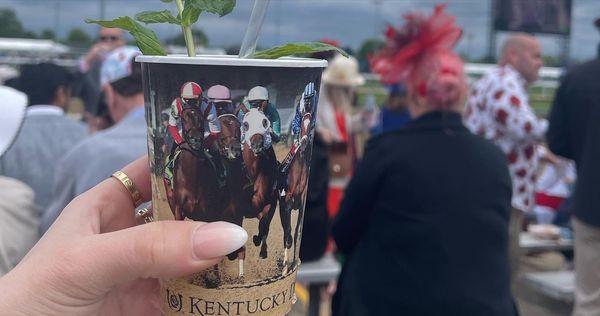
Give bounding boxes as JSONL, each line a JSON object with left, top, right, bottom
{"left": 249, "top": 100, "right": 265, "bottom": 107}
{"left": 99, "top": 36, "right": 122, "bottom": 42}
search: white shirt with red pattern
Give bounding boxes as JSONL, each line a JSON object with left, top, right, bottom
{"left": 464, "top": 65, "right": 548, "bottom": 213}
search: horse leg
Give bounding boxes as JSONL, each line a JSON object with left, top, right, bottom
{"left": 292, "top": 204, "right": 305, "bottom": 266}
{"left": 279, "top": 195, "right": 293, "bottom": 250}
{"left": 282, "top": 247, "right": 289, "bottom": 276}
{"left": 257, "top": 203, "right": 275, "bottom": 259}
{"left": 238, "top": 246, "right": 246, "bottom": 278}
{"left": 252, "top": 189, "right": 267, "bottom": 247}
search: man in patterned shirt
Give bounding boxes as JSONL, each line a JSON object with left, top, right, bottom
{"left": 464, "top": 34, "right": 547, "bottom": 282}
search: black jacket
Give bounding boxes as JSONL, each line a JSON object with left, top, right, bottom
{"left": 547, "top": 58, "right": 600, "bottom": 227}
{"left": 299, "top": 133, "right": 330, "bottom": 262}
{"left": 332, "top": 111, "right": 515, "bottom": 316}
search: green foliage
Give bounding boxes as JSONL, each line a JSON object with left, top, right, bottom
{"left": 135, "top": 10, "right": 181, "bottom": 25}
{"left": 181, "top": 6, "right": 201, "bottom": 26}
{"left": 40, "top": 29, "right": 56, "bottom": 40}
{"left": 542, "top": 55, "right": 561, "bottom": 67}
{"left": 166, "top": 28, "right": 209, "bottom": 47}
{"left": 186, "top": 0, "right": 235, "bottom": 17}
{"left": 86, "top": 0, "right": 343, "bottom": 59}
{"left": 357, "top": 38, "right": 384, "bottom": 72}
{"left": 66, "top": 28, "right": 92, "bottom": 46}
{"left": 253, "top": 42, "right": 348, "bottom": 59}
{"left": 0, "top": 8, "right": 26, "bottom": 38}
{"left": 86, "top": 17, "right": 166, "bottom": 56}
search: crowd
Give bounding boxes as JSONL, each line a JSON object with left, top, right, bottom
{"left": 0, "top": 4, "right": 599, "bottom": 316}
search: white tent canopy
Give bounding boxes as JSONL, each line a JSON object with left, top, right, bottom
{"left": 0, "top": 38, "right": 70, "bottom": 55}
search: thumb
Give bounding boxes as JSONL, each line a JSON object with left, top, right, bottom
{"left": 85, "top": 221, "right": 247, "bottom": 288}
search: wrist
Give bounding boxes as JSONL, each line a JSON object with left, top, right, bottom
{"left": 0, "top": 273, "right": 32, "bottom": 315}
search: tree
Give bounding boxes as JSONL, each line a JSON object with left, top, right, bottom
{"left": 66, "top": 28, "right": 92, "bottom": 47}
{"left": 542, "top": 55, "right": 560, "bottom": 67}
{"left": 357, "top": 38, "right": 385, "bottom": 72}
{"left": 40, "top": 29, "right": 56, "bottom": 40}
{"left": 166, "top": 28, "right": 208, "bottom": 47}
{"left": 0, "top": 8, "right": 26, "bottom": 38}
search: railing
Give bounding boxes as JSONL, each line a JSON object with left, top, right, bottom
{"left": 357, "top": 63, "right": 562, "bottom": 115}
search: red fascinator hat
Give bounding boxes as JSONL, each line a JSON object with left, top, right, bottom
{"left": 370, "top": 4, "right": 465, "bottom": 108}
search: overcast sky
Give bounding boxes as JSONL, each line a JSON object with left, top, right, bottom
{"left": 1, "top": 0, "right": 599, "bottom": 61}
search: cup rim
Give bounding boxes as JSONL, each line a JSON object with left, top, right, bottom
{"left": 135, "top": 54, "right": 328, "bottom": 68}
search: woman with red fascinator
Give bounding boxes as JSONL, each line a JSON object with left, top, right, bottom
{"left": 332, "top": 5, "right": 517, "bottom": 315}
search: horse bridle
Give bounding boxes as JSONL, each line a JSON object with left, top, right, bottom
{"left": 217, "top": 114, "right": 242, "bottom": 157}
{"left": 180, "top": 101, "right": 213, "bottom": 153}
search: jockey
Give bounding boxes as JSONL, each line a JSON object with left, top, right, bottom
{"left": 278, "top": 83, "right": 317, "bottom": 195}
{"left": 207, "top": 85, "right": 233, "bottom": 116}
{"left": 237, "top": 86, "right": 281, "bottom": 143}
{"left": 164, "top": 81, "right": 226, "bottom": 188}
{"left": 167, "top": 81, "right": 221, "bottom": 146}
{"left": 290, "top": 82, "right": 316, "bottom": 147}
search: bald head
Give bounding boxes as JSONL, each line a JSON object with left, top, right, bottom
{"left": 500, "top": 34, "right": 543, "bottom": 84}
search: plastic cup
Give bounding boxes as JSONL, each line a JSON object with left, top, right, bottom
{"left": 136, "top": 55, "right": 326, "bottom": 316}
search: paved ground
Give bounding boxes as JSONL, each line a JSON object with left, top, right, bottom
{"left": 516, "top": 281, "right": 572, "bottom": 316}
{"left": 288, "top": 270, "right": 574, "bottom": 316}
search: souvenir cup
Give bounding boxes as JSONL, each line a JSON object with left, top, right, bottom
{"left": 136, "top": 55, "right": 326, "bottom": 315}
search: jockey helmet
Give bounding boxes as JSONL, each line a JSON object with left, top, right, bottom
{"left": 207, "top": 85, "right": 232, "bottom": 103}
{"left": 247, "top": 86, "right": 269, "bottom": 101}
{"left": 180, "top": 82, "right": 202, "bottom": 99}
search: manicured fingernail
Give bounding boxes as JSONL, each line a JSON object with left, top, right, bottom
{"left": 192, "top": 222, "right": 248, "bottom": 260}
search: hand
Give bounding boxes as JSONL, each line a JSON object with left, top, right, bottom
{"left": 83, "top": 42, "right": 112, "bottom": 68}
{"left": 0, "top": 156, "right": 247, "bottom": 316}
{"left": 541, "top": 149, "right": 562, "bottom": 165}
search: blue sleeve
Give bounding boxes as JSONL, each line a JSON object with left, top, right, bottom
{"left": 291, "top": 110, "right": 301, "bottom": 135}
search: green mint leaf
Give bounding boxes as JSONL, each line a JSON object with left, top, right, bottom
{"left": 86, "top": 17, "right": 167, "bottom": 56}
{"left": 181, "top": 5, "right": 202, "bottom": 27}
{"left": 252, "top": 42, "right": 348, "bottom": 59}
{"left": 187, "top": 0, "right": 235, "bottom": 17}
{"left": 135, "top": 10, "right": 181, "bottom": 25}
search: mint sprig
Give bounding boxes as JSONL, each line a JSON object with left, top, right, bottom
{"left": 252, "top": 42, "right": 348, "bottom": 59}
{"left": 86, "top": 0, "right": 345, "bottom": 59}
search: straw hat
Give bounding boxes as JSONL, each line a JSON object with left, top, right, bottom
{"left": 322, "top": 54, "right": 365, "bottom": 87}
{"left": 0, "top": 86, "right": 27, "bottom": 157}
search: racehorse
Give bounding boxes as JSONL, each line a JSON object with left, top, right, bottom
{"left": 217, "top": 112, "right": 254, "bottom": 277}
{"left": 241, "top": 108, "right": 280, "bottom": 260}
{"left": 279, "top": 112, "right": 313, "bottom": 275}
{"left": 218, "top": 114, "right": 242, "bottom": 160}
{"left": 167, "top": 102, "right": 224, "bottom": 223}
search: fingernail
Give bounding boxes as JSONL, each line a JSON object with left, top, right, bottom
{"left": 192, "top": 222, "right": 248, "bottom": 260}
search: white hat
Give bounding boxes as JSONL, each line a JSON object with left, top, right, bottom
{"left": 100, "top": 46, "right": 141, "bottom": 86}
{"left": 0, "top": 86, "right": 27, "bottom": 157}
{"left": 322, "top": 54, "right": 365, "bottom": 87}
{"left": 247, "top": 86, "right": 269, "bottom": 101}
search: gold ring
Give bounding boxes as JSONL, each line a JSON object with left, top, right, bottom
{"left": 135, "top": 208, "right": 154, "bottom": 224}
{"left": 111, "top": 170, "right": 143, "bottom": 208}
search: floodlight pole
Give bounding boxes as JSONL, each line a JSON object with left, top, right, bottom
{"left": 100, "top": 0, "right": 106, "bottom": 20}
{"left": 487, "top": 0, "right": 497, "bottom": 62}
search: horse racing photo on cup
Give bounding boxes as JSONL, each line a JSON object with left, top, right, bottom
{"left": 142, "top": 61, "right": 322, "bottom": 298}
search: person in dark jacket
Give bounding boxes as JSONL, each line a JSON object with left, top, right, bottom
{"left": 546, "top": 18, "right": 600, "bottom": 315}
{"left": 332, "top": 5, "right": 516, "bottom": 315}
{"left": 299, "top": 133, "right": 330, "bottom": 261}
